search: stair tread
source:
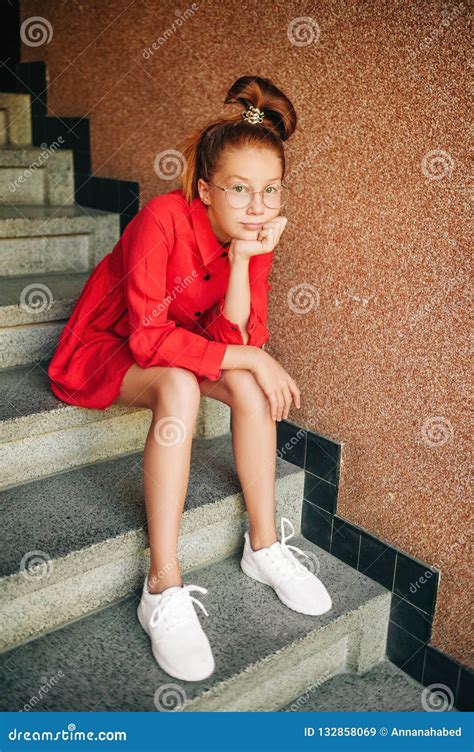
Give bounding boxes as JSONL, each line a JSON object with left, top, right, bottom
{"left": 0, "top": 361, "right": 136, "bottom": 444}
{"left": 0, "top": 543, "right": 387, "bottom": 712}
{"left": 0, "top": 269, "right": 89, "bottom": 310}
{"left": 0, "top": 435, "right": 300, "bottom": 578}
{"left": 0, "top": 202, "right": 117, "bottom": 225}
{"left": 279, "top": 659, "right": 459, "bottom": 712}
{"left": 0, "top": 144, "right": 72, "bottom": 153}
{"left": 0, "top": 145, "right": 73, "bottom": 164}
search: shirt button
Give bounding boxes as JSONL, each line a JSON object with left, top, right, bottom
{"left": 194, "top": 311, "right": 202, "bottom": 317}
{"left": 203, "top": 273, "right": 211, "bottom": 280}
{"left": 221, "top": 252, "right": 228, "bottom": 257}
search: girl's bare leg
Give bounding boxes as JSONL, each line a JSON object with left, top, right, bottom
{"left": 113, "top": 364, "right": 201, "bottom": 593}
{"left": 199, "top": 370, "right": 279, "bottom": 550}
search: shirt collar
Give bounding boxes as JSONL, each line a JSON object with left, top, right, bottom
{"left": 188, "top": 193, "right": 228, "bottom": 266}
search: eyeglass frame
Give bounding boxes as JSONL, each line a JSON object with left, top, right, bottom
{"left": 204, "top": 179, "right": 289, "bottom": 209}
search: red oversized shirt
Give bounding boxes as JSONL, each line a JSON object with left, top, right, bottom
{"left": 48, "top": 188, "right": 273, "bottom": 410}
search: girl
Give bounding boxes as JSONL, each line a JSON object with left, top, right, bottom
{"left": 48, "top": 76, "right": 332, "bottom": 683}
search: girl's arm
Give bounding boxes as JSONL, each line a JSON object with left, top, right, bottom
{"left": 221, "top": 254, "right": 251, "bottom": 344}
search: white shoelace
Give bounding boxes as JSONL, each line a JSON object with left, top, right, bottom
{"left": 263, "top": 517, "right": 311, "bottom": 578}
{"left": 149, "top": 584, "right": 209, "bottom": 638}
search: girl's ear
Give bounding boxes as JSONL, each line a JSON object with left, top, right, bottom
{"left": 197, "top": 178, "right": 211, "bottom": 205}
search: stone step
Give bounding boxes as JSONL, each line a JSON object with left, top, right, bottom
{"left": 0, "top": 361, "right": 231, "bottom": 489}
{"left": 0, "top": 145, "right": 74, "bottom": 205}
{"left": 0, "top": 203, "right": 120, "bottom": 276}
{"left": 0, "top": 436, "right": 304, "bottom": 652}
{"left": 279, "top": 659, "right": 459, "bottom": 712}
{"left": 0, "top": 319, "right": 65, "bottom": 369}
{"left": 0, "top": 93, "right": 32, "bottom": 147}
{"left": 0, "top": 528, "right": 390, "bottom": 711}
{"left": 0, "top": 271, "right": 91, "bottom": 369}
{"left": 0, "top": 270, "right": 90, "bottom": 327}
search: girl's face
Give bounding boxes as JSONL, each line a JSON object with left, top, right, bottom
{"left": 198, "top": 147, "right": 283, "bottom": 245}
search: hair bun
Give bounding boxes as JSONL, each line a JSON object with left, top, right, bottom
{"left": 224, "top": 75, "right": 297, "bottom": 141}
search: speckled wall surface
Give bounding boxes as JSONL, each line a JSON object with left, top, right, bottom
{"left": 21, "top": 0, "right": 471, "bottom": 667}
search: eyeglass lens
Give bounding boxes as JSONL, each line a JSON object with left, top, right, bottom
{"left": 226, "top": 184, "right": 286, "bottom": 209}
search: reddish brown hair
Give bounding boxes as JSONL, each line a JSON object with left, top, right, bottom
{"left": 179, "top": 76, "right": 297, "bottom": 205}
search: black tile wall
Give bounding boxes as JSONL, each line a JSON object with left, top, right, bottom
{"left": 393, "top": 551, "right": 439, "bottom": 616}
{"left": 330, "top": 515, "right": 360, "bottom": 569}
{"left": 277, "top": 418, "right": 472, "bottom": 711}
{"left": 305, "top": 430, "right": 341, "bottom": 485}
{"left": 389, "top": 593, "right": 432, "bottom": 644}
{"left": 301, "top": 499, "right": 332, "bottom": 552}
{"left": 303, "top": 471, "right": 338, "bottom": 515}
{"left": 456, "top": 665, "right": 474, "bottom": 712}
{"left": 1, "top": 61, "right": 140, "bottom": 231}
{"left": 276, "top": 420, "right": 306, "bottom": 468}
{"left": 423, "top": 644, "right": 463, "bottom": 706}
{"left": 386, "top": 622, "right": 426, "bottom": 683}
{"left": 358, "top": 529, "right": 397, "bottom": 591}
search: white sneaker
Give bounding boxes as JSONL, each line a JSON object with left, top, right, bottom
{"left": 240, "top": 516, "right": 333, "bottom": 616}
{"left": 137, "top": 576, "right": 215, "bottom": 681}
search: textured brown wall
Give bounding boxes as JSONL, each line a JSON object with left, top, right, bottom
{"left": 21, "top": 0, "right": 471, "bottom": 667}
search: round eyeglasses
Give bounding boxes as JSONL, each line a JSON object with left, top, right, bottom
{"left": 206, "top": 180, "right": 288, "bottom": 209}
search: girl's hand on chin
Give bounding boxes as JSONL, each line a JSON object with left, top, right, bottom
{"left": 229, "top": 216, "right": 288, "bottom": 262}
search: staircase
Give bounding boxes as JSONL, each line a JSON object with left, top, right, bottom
{"left": 0, "top": 91, "right": 426, "bottom": 713}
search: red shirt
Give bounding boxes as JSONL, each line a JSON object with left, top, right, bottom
{"left": 48, "top": 188, "right": 273, "bottom": 410}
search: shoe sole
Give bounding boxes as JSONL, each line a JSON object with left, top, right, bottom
{"left": 240, "top": 556, "right": 332, "bottom": 617}
{"left": 137, "top": 604, "right": 215, "bottom": 682}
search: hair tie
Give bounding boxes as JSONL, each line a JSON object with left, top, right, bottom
{"left": 241, "top": 105, "right": 264, "bottom": 124}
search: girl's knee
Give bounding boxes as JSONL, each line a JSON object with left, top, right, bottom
{"left": 148, "top": 367, "right": 201, "bottom": 410}
{"left": 223, "top": 369, "right": 267, "bottom": 410}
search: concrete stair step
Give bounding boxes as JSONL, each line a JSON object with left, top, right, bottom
{"left": 279, "top": 659, "right": 460, "bottom": 712}
{"left": 0, "top": 270, "right": 90, "bottom": 327}
{"left": 0, "top": 145, "right": 74, "bottom": 205}
{"left": 0, "top": 203, "right": 120, "bottom": 276}
{"left": 0, "top": 437, "right": 305, "bottom": 652}
{"left": 0, "top": 93, "right": 32, "bottom": 146}
{"left": 0, "top": 361, "right": 231, "bottom": 489}
{"left": 0, "top": 533, "right": 390, "bottom": 711}
{"left": 0, "top": 319, "right": 65, "bottom": 369}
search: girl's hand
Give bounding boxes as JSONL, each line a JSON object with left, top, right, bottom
{"left": 250, "top": 349, "right": 301, "bottom": 421}
{"left": 229, "top": 216, "right": 288, "bottom": 262}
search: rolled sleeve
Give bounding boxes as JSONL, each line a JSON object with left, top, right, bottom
{"left": 123, "top": 200, "right": 228, "bottom": 381}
